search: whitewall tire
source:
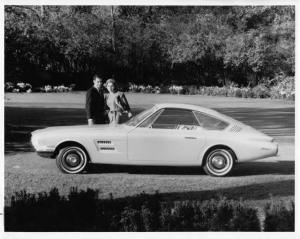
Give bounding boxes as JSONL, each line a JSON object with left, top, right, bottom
{"left": 56, "top": 146, "right": 88, "bottom": 174}
{"left": 203, "top": 148, "right": 235, "bottom": 177}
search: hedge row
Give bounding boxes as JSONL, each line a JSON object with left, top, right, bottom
{"left": 4, "top": 188, "right": 294, "bottom": 231}
{"left": 129, "top": 83, "right": 294, "bottom": 100}
{"left": 128, "top": 75, "right": 295, "bottom": 100}
{"left": 5, "top": 82, "right": 76, "bottom": 93}
{"left": 5, "top": 75, "right": 294, "bottom": 101}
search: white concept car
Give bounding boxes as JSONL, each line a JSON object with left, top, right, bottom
{"left": 31, "top": 103, "right": 278, "bottom": 177}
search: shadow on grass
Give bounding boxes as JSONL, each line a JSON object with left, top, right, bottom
{"left": 86, "top": 160, "right": 294, "bottom": 176}
{"left": 158, "top": 179, "right": 294, "bottom": 202}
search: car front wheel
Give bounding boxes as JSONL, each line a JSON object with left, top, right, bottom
{"left": 56, "top": 146, "right": 88, "bottom": 174}
{"left": 203, "top": 148, "right": 235, "bottom": 177}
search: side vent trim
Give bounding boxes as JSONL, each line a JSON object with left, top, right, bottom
{"left": 100, "top": 147, "right": 115, "bottom": 150}
{"left": 97, "top": 140, "right": 112, "bottom": 144}
{"left": 95, "top": 139, "right": 116, "bottom": 152}
{"left": 230, "top": 125, "right": 242, "bottom": 133}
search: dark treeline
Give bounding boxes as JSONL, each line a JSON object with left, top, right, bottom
{"left": 5, "top": 6, "right": 295, "bottom": 89}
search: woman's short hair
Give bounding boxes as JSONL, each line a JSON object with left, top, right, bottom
{"left": 106, "top": 78, "right": 116, "bottom": 86}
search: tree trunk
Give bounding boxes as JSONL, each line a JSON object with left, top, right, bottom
{"left": 111, "top": 6, "right": 116, "bottom": 53}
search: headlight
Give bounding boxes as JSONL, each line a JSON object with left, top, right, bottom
{"left": 31, "top": 135, "right": 39, "bottom": 149}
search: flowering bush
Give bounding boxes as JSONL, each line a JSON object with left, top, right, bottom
{"left": 153, "top": 86, "right": 161, "bottom": 94}
{"left": 5, "top": 82, "right": 15, "bottom": 92}
{"left": 270, "top": 76, "right": 295, "bottom": 100}
{"left": 144, "top": 85, "right": 153, "bottom": 93}
{"left": 44, "top": 85, "right": 53, "bottom": 92}
{"left": 5, "top": 82, "right": 32, "bottom": 93}
{"left": 128, "top": 83, "right": 140, "bottom": 92}
{"left": 252, "top": 84, "right": 270, "bottom": 98}
{"left": 240, "top": 87, "right": 254, "bottom": 98}
{"left": 185, "top": 85, "right": 199, "bottom": 95}
{"left": 5, "top": 83, "right": 76, "bottom": 93}
{"left": 126, "top": 80, "right": 294, "bottom": 101}
{"left": 169, "top": 85, "right": 184, "bottom": 94}
{"left": 129, "top": 83, "right": 162, "bottom": 94}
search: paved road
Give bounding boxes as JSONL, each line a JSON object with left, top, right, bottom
{"left": 5, "top": 103, "right": 295, "bottom": 206}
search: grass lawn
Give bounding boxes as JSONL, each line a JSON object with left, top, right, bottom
{"left": 5, "top": 91, "right": 295, "bottom": 109}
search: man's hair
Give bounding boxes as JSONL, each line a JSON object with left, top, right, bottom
{"left": 93, "top": 74, "right": 102, "bottom": 81}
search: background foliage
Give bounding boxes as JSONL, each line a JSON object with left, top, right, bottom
{"left": 5, "top": 6, "right": 295, "bottom": 89}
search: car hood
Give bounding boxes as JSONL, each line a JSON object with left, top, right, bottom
{"left": 32, "top": 124, "right": 130, "bottom": 135}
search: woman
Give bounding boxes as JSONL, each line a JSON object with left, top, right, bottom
{"left": 105, "top": 79, "right": 132, "bottom": 125}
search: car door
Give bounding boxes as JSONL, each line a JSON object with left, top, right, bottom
{"left": 127, "top": 108, "right": 205, "bottom": 165}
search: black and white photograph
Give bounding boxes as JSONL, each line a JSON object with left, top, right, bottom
{"left": 1, "top": 1, "right": 297, "bottom": 236}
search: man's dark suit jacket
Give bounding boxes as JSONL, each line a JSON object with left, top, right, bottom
{"left": 85, "top": 87, "right": 106, "bottom": 123}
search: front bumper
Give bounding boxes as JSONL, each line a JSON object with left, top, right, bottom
{"left": 31, "top": 133, "right": 56, "bottom": 158}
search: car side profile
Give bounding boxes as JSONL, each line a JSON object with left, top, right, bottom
{"left": 31, "top": 103, "right": 278, "bottom": 176}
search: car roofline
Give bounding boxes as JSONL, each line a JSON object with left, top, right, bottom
{"left": 153, "top": 103, "right": 236, "bottom": 124}
{"left": 154, "top": 103, "right": 216, "bottom": 114}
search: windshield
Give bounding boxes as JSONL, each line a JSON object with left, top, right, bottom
{"left": 125, "top": 106, "right": 156, "bottom": 126}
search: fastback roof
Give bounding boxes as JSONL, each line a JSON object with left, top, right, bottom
{"left": 154, "top": 103, "right": 237, "bottom": 124}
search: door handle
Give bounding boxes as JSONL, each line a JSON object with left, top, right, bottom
{"left": 184, "top": 136, "right": 197, "bottom": 139}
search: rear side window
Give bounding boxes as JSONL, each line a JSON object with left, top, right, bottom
{"left": 152, "top": 108, "right": 199, "bottom": 129}
{"left": 194, "top": 112, "right": 229, "bottom": 130}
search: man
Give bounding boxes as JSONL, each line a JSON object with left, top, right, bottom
{"left": 85, "top": 74, "right": 107, "bottom": 125}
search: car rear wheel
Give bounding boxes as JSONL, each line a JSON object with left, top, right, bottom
{"left": 56, "top": 146, "right": 88, "bottom": 174}
{"left": 203, "top": 148, "right": 235, "bottom": 177}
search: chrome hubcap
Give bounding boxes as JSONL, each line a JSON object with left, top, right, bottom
{"left": 66, "top": 153, "right": 80, "bottom": 167}
{"left": 211, "top": 155, "right": 226, "bottom": 169}
{"left": 207, "top": 149, "right": 233, "bottom": 175}
{"left": 61, "top": 147, "right": 87, "bottom": 172}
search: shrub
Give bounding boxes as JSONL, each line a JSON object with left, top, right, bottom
{"left": 160, "top": 198, "right": 261, "bottom": 231}
{"left": 5, "top": 82, "right": 32, "bottom": 93}
{"left": 210, "top": 198, "right": 235, "bottom": 231}
{"left": 67, "top": 187, "right": 99, "bottom": 231}
{"left": 126, "top": 79, "right": 294, "bottom": 100}
{"left": 185, "top": 85, "right": 199, "bottom": 95}
{"left": 169, "top": 85, "right": 184, "bottom": 94}
{"left": 218, "top": 87, "right": 229, "bottom": 97}
{"left": 270, "top": 75, "right": 295, "bottom": 100}
{"left": 44, "top": 85, "right": 53, "bottom": 93}
{"left": 159, "top": 84, "right": 170, "bottom": 93}
{"left": 153, "top": 86, "right": 161, "bottom": 94}
{"left": 120, "top": 207, "right": 143, "bottom": 231}
{"left": 128, "top": 83, "right": 139, "bottom": 92}
{"left": 264, "top": 200, "right": 294, "bottom": 231}
{"left": 165, "top": 201, "right": 197, "bottom": 231}
{"left": 252, "top": 84, "right": 270, "bottom": 98}
{"left": 5, "top": 188, "right": 293, "bottom": 232}
{"left": 5, "top": 188, "right": 66, "bottom": 231}
{"left": 144, "top": 85, "right": 153, "bottom": 93}
{"left": 240, "top": 87, "right": 254, "bottom": 98}
{"left": 229, "top": 204, "right": 261, "bottom": 231}
{"left": 5, "top": 82, "right": 15, "bottom": 92}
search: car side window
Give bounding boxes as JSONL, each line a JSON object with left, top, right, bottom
{"left": 194, "top": 111, "right": 229, "bottom": 130}
{"left": 151, "top": 108, "right": 199, "bottom": 129}
{"left": 138, "top": 109, "right": 163, "bottom": 128}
